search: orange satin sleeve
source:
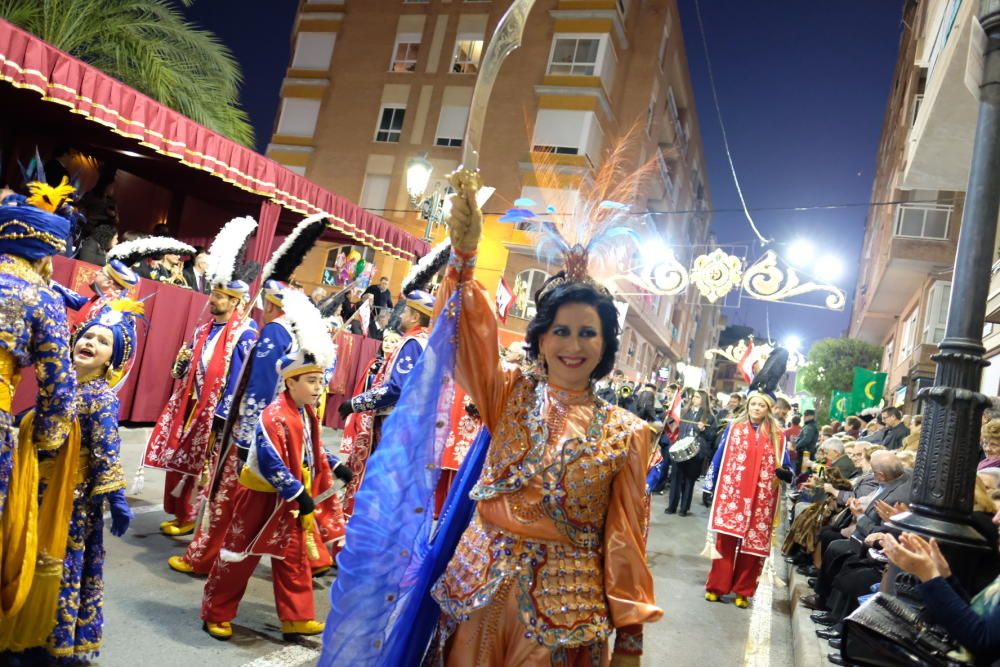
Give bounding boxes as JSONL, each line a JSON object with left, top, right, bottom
{"left": 434, "top": 250, "right": 513, "bottom": 432}
{"left": 603, "top": 422, "right": 664, "bottom": 627}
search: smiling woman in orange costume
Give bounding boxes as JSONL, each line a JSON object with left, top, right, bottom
{"left": 426, "top": 167, "right": 663, "bottom": 667}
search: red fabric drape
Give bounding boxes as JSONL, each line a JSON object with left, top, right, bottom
{"left": 322, "top": 336, "right": 380, "bottom": 430}
{"left": 0, "top": 19, "right": 428, "bottom": 262}
{"left": 250, "top": 201, "right": 280, "bottom": 292}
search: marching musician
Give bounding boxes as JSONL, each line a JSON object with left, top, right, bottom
{"left": 666, "top": 389, "right": 716, "bottom": 517}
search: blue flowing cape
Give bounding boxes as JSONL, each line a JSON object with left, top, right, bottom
{"left": 320, "top": 293, "right": 486, "bottom": 666}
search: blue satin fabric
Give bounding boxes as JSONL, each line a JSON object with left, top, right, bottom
{"left": 320, "top": 293, "right": 471, "bottom": 667}
{"left": 385, "top": 428, "right": 490, "bottom": 666}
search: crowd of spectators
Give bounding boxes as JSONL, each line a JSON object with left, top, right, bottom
{"left": 785, "top": 404, "right": 1000, "bottom": 665}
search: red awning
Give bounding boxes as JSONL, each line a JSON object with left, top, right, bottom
{"left": 0, "top": 19, "right": 427, "bottom": 261}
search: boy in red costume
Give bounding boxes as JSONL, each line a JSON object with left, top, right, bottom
{"left": 200, "top": 293, "right": 342, "bottom": 641}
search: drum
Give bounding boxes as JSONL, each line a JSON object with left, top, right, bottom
{"left": 669, "top": 436, "right": 700, "bottom": 463}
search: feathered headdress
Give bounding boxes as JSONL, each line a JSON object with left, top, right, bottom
{"left": 402, "top": 239, "right": 451, "bottom": 295}
{"left": 279, "top": 288, "right": 336, "bottom": 379}
{"left": 27, "top": 178, "right": 76, "bottom": 213}
{"left": 747, "top": 347, "right": 789, "bottom": 407}
{"left": 206, "top": 216, "right": 259, "bottom": 292}
{"left": 262, "top": 212, "right": 329, "bottom": 284}
{"left": 385, "top": 239, "right": 451, "bottom": 330}
{"left": 106, "top": 236, "right": 197, "bottom": 267}
{"left": 0, "top": 179, "right": 75, "bottom": 259}
{"left": 508, "top": 126, "right": 656, "bottom": 303}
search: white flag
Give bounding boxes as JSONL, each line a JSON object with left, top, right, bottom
{"left": 355, "top": 299, "right": 372, "bottom": 334}
{"left": 496, "top": 277, "right": 514, "bottom": 323}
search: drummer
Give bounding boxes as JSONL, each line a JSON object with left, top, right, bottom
{"left": 666, "top": 389, "right": 717, "bottom": 516}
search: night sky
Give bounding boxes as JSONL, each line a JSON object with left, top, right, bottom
{"left": 677, "top": 0, "right": 904, "bottom": 348}
{"left": 183, "top": 0, "right": 904, "bottom": 352}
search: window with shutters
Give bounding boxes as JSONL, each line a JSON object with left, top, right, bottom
{"left": 359, "top": 174, "right": 391, "bottom": 212}
{"left": 435, "top": 105, "right": 468, "bottom": 147}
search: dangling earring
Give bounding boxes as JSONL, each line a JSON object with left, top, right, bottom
{"left": 534, "top": 354, "right": 548, "bottom": 379}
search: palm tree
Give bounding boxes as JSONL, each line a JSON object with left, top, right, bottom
{"left": 0, "top": 0, "right": 254, "bottom": 146}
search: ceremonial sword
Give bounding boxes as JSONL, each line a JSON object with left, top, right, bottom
{"left": 459, "top": 0, "right": 536, "bottom": 173}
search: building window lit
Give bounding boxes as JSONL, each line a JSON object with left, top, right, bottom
{"left": 375, "top": 105, "right": 406, "bottom": 143}
{"left": 510, "top": 269, "right": 550, "bottom": 320}
{"left": 390, "top": 34, "right": 421, "bottom": 72}
{"left": 548, "top": 37, "right": 600, "bottom": 76}
{"left": 451, "top": 37, "right": 484, "bottom": 74}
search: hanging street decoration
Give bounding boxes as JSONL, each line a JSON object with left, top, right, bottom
{"left": 741, "top": 250, "right": 847, "bottom": 310}
{"left": 497, "top": 197, "right": 848, "bottom": 311}
{"left": 688, "top": 248, "right": 744, "bottom": 303}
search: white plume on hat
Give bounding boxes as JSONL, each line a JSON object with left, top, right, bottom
{"left": 281, "top": 287, "right": 336, "bottom": 373}
{"left": 206, "top": 216, "right": 258, "bottom": 286}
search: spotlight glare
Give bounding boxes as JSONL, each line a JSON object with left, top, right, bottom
{"left": 817, "top": 254, "right": 844, "bottom": 281}
{"left": 788, "top": 239, "right": 815, "bottom": 266}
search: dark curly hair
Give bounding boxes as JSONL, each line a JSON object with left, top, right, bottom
{"left": 524, "top": 277, "right": 621, "bottom": 381}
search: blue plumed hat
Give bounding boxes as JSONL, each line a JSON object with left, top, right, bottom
{"left": 0, "top": 179, "right": 75, "bottom": 260}
{"left": 76, "top": 297, "right": 146, "bottom": 389}
{"left": 213, "top": 279, "right": 250, "bottom": 300}
{"left": 404, "top": 290, "right": 435, "bottom": 317}
{"left": 104, "top": 258, "right": 139, "bottom": 289}
{"left": 262, "top": 279, "right": 286, "bottom": 308}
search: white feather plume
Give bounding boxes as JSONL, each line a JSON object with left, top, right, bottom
{"left": 261, "top": 212, "right": 327, "bottom": 282}
{"left": 281, "top": 288, "right": 336, "bottom": 371}
{"left": 106, "top": 236, "right": 196, "bottom": 266}
{"left": 206, "top": 216, "right": 258, "bottom": 285}
{"left": 401, "top": 238, "right": 451, "bottom": 295}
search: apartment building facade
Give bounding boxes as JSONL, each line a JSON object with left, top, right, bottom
{"left": 268, "top": 0, "right": 722, "bottom": 382}
{"left": 850, "top": 0, "right": 1000, "bottom": 412}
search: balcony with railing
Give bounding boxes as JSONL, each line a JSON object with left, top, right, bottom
{"left": 852, "top": 200, "right": 958, "bottom": 342}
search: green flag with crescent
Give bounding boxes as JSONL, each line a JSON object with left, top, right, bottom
{"left": 830, "top": 390, "right": 852, "bottom": 421}
{"left": 851, "top": 367, "right": 887, "bottom": 412}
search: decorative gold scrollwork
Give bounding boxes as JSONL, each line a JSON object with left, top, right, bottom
{"left": 741, "top": 250, "right": 846, "bottom": 311}
{"left": 689, "top": 248, "right": 743, "bottom": 303}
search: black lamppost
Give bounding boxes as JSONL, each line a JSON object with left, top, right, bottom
{"left": 890, "top": 1, "right": 1000, "bottom": 557}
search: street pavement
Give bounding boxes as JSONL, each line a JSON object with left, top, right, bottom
{"left": 91, "top": 430, "right": 793, "bottom": 666}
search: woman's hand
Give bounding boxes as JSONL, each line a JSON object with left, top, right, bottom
{"left": 446, "top": 169, "right": 483, "bottom": 254}
{"left": 881, "top": 533, "right": 944, "bottom": 582}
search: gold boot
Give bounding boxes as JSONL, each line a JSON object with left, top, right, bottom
{"left": 159, "top": 518, "right": 178, "bottom": 532}
{"left": 704, "top": 591, "right": 719, "bottom": 602}
{"left": 161, "top": 521, "right": 196, "bottom": 536}
{"left": 281, "top": 619, "right": 325, "bottom": 640}
{"left": 168, "top": 555, "right": 196, "bottom": 574}
{"left": 203, "top": 621, "right": 232, "bottom": 641}
{"left": 734, "top": 595, "right": 750, "bottom": 608}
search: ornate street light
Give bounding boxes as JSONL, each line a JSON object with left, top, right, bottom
{"left": 889, "top": 1, "right": 1000, "bottom": 579}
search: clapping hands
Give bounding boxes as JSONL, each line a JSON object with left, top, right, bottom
{"left": 882, "top": 533, "right": 951, "bottom": 582}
